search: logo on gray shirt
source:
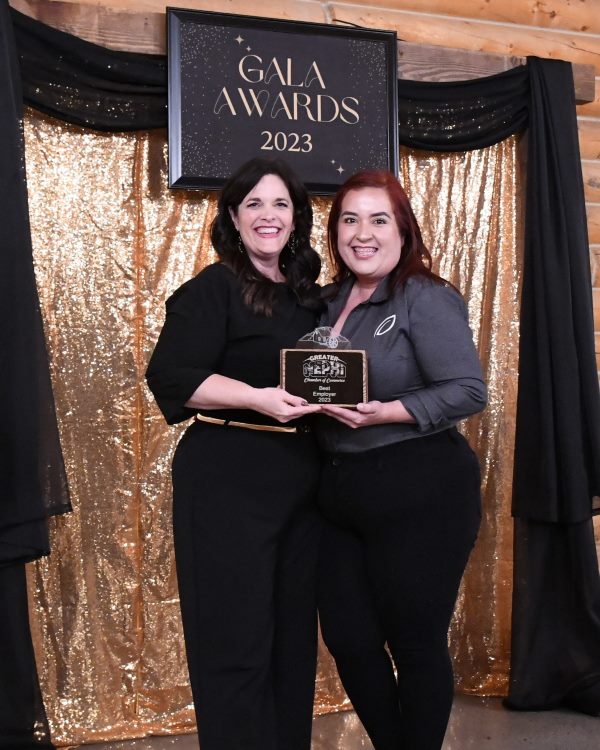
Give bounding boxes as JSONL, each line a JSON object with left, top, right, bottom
{"left": 374, "top": 315, "right": 396, "bottom": 337}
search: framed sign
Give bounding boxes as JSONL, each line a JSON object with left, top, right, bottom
{"left": 167, "top": 8, "right": 398, "bottom": 194}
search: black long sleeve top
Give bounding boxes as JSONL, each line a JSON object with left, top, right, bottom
{"left": 146, "top": 263, "right": 319, "bottom": 427}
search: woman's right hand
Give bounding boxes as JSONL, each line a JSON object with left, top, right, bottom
{"left": 249, "top": 387, "right": 321, "bottom": 423}
{"left": 186, "top": 374, "right": 320, "bottom": 422}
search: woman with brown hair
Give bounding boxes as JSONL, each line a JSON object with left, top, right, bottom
{"left": 147, "top": 157, "right": 322, "bottom": 750}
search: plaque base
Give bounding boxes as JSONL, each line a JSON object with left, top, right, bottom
{"left": 280, "top": 349, "right": 368, "bottom": 406}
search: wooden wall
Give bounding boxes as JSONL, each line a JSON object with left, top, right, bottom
{"left": 11, "top": 0, "right": 600, "bottom": 376}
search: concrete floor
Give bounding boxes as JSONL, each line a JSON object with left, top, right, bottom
{"left": 79, "top": 695, "right": 600, "bottom": 750}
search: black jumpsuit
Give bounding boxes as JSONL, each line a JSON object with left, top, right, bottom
{"left": 146, "top": 263, "right": 321, "bottom": 750}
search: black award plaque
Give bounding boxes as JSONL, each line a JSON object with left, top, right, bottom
{"left": 280, "top": 328, "right": 368, "bottom": 406}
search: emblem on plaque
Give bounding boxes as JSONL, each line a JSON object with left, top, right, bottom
{"left": 280, "top": 327, "right": 368, "bottom": 406}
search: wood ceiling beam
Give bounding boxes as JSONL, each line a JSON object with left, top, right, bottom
{"left": 9, "top": 0, "right": 596, "bottom": 103}
{"left": 397, "top": 41, "right": 595, "bottom": 104}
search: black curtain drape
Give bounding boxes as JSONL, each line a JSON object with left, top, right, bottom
{"left": 3, "top": 4, "right": 600, "bottom": 742}
{"left": 13, "top": 5, "right": 166, "bottom": 130}
{"left": 397, "top": 66, "right": 529, "bottom": 150}
{"left": 507, "top": 58, "right": 600, "bottom": 713}
{"left": 1, "top": 2, "right": 70, "bottom": 747}
{"left": 1, "top": 4, "right": 70, "bottom": 568}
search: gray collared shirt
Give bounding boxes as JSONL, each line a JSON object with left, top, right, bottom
{"left": 315, "top": 274, "right": 487, "bottom": 453}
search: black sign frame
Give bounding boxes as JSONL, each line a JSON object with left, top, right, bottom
{"left": 167, "top": 8, "right": 399, "bottom": 194}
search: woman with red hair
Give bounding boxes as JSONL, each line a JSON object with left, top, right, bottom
{"left": 316, "top": 170, "right": 486, "bottom": 750}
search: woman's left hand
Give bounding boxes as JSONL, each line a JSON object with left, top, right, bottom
{"left": 320, "top": 400, "right": 415, "bottom": 429}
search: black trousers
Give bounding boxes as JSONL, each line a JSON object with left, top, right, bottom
{"left": 172, "top": 421, "right": 321, "bottom": 750}
{"left": 317, "top": 428, "right": 481, "bottom": 750}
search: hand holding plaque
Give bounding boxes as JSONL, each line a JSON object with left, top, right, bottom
{"left": 280, "top": 327, "right": 368, "bottom": 406}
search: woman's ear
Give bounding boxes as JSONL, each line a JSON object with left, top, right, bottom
{"left": 229, "top": 206, "right": 239, "bottom": 230}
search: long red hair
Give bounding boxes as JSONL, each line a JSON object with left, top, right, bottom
{"left": 327, "top": 170, "right": 442, "bottom": 289}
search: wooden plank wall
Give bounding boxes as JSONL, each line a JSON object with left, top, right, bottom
{"left": 11, "top": 0, "right": 600, "bottom": 372}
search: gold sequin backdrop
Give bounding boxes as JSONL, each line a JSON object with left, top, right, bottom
{"left": 24, "top": 109, "right": 522, "bottom": 746}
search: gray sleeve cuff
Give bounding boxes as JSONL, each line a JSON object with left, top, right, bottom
{"left": 401, "top": 378, "right": 488, "bottom": 432}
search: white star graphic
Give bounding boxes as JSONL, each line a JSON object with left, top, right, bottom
{"left": 337, "top": 165, "right": 345, "bottom": 174}
{"left": 235, "top": 35, "right": 244, "bottom": 44}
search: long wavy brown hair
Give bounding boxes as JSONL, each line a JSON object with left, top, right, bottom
{"left": 211, "top": 158, "right": 322, "bottom": 316}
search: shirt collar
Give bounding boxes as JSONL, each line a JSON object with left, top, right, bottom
{"left": 332, "top": 274, "right": 392, "bottom": 311}
{"left": 370, "top": 275, "right": 392, "bottom": 303}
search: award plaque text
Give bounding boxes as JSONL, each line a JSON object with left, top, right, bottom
{"left": 281, "top": 349, "right": 368, "bottom": 406}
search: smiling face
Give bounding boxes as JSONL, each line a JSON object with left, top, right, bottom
{"left": 336, "top": 187, "right": 403, "bottom": 286}
{"left": 229, "top": 173, "right": 295, "bottom": 272}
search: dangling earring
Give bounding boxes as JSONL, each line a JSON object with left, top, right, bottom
{"left": 237, "top": 233, "right": 245, "bottom": 255}
{"left": 288, "top": 232, "right": 298, "bottom": 257}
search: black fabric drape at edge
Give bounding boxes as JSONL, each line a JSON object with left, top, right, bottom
{"left": 5, "top": 1, "right": 600, "bottom": 728}
{"left": 507, "top": 58, "right": 600, "bottom": 713}
{"left": 1, "top": 5, "right": 71, "bottom": 568}
{"left": 0, "top": 1, "right": 69, "bottom": 747}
